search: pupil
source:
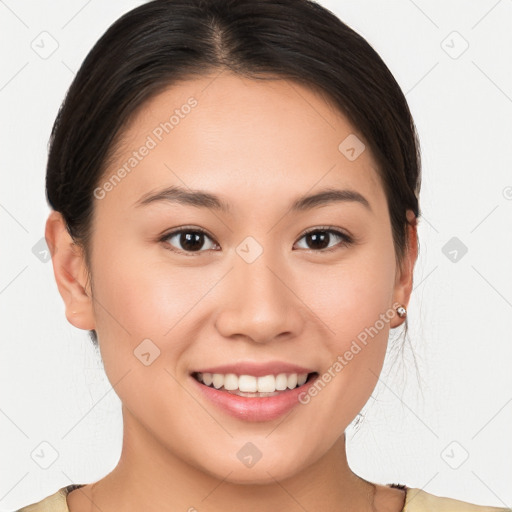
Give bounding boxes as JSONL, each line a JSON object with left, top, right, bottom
{"left": 307, "top": 231, "right": 329, "bottom": 250}
{"left": 181, "top": 232, "right": 203, "bottom": 251}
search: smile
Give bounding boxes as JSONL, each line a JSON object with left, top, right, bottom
{"left": 190, "top": 371, "right": 320, "bottom": 422}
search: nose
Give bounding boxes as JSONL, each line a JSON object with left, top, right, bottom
{"left": 214, "top": 249, "right": 305, "bottom": 344}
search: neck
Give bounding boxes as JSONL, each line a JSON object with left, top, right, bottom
{"left": 85, "top": 405, "right": 375, "bottom": 512}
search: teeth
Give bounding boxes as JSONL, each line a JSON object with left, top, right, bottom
{"left": 202, "top": 373, "right": 213, "bottom": 386}
{"left": 195, "top": 372, "right": 310, "bottom": 393}
{"left": 224, "top": 373, "right": 238, "bottom": 391}
{"left": 212, "top": 374, "right": 224, "bottom": 389}
{"left": 297, "top": 373, "right": 308, "bottom": 386}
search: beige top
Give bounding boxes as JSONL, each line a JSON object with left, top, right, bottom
{"left": 14, "top": 483, "right": 511, "bottom": 511}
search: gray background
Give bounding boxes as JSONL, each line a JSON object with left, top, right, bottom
{"left": 1, "top": 0, "right": 511, "bottom": 509}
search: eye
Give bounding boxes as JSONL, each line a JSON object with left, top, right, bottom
{"left": 294, "top": 227, "right": 353, "bottom": 253}
{"left": 160, "top": 227, "right": 219, "bottom": 255}
{"left": 160, "top": 225, "right": 353, "bottom": 256}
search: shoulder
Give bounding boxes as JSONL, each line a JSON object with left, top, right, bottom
{"left": 13, "top": 484, "right": 85, "bottom": 512}
{"left": 404, "top": 487, "right": 511, "bottom": 512}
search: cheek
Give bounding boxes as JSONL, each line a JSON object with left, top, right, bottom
{"left": 293, "top": 237, "right": 396, "bottom": 418}
{"left": 299, "top": 236, "right": 396, "bottom": 349}
{"left": 89, "top": 236, "right": 216, "bottom": 357}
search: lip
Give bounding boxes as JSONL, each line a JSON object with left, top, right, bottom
{"left": 191, "top": 361, "right": 316, "bottom": 377}
{"left": 190, "top": 372, "right": 319, "bottom": 422}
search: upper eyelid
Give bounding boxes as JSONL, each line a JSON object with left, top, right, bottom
{"left": 297, "top": 226, "right": 350, "bottom": 239}
{"left": 162, "top": 225, "right": 349, "bottom": 239}
{"left": 162, "top": 226, "right": 215, "bottom": 242}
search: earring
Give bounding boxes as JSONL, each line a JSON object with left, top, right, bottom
{"left": 396, "top": 305, "right": 407, "bottom": 318}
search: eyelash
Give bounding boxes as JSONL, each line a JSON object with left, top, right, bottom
{"left": 159, "top": 225, "right": 354, "bottom": 256}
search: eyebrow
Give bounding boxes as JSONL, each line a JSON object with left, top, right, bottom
{"left": 134, "top": 185, "right": 372, "bottom": 214}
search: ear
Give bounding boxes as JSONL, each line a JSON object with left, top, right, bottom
{"left": 390, "top": 209, "right": 418, "bottom": 328}
{"left": 45, "top": 210, "right": 96, "bottom": 330}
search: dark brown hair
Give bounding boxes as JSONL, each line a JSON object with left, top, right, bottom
{"left": 46, "top": 0, "right": 421, "bottom": 346}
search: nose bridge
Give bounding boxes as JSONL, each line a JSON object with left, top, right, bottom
{"left": 216, "top": 238, "right": 302, "bottom": 343}
{"left": 236, "top": 240, "right": 288, "bottom": 314}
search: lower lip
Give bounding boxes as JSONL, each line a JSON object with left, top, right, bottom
{"left": 190, "top": 373, "right": 319, "bottom": 422}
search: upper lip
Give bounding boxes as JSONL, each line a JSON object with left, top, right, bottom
{"left": 192, "top": 361, "right": 317, "bottom": 377}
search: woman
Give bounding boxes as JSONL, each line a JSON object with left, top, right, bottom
{"left": 15, "top": 0, "right": 510, "bottom": 510}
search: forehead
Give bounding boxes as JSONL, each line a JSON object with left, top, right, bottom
{"left": 99, "top": 72, "right": 386, "bottom": 216}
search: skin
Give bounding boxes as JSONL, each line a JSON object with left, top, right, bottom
{"left": 46, "top": 72, "right": 417, "bottom": 512}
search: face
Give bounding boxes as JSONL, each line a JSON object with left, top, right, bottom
{"left": 49, "top": 72, "right": 416, "bottom": 484}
